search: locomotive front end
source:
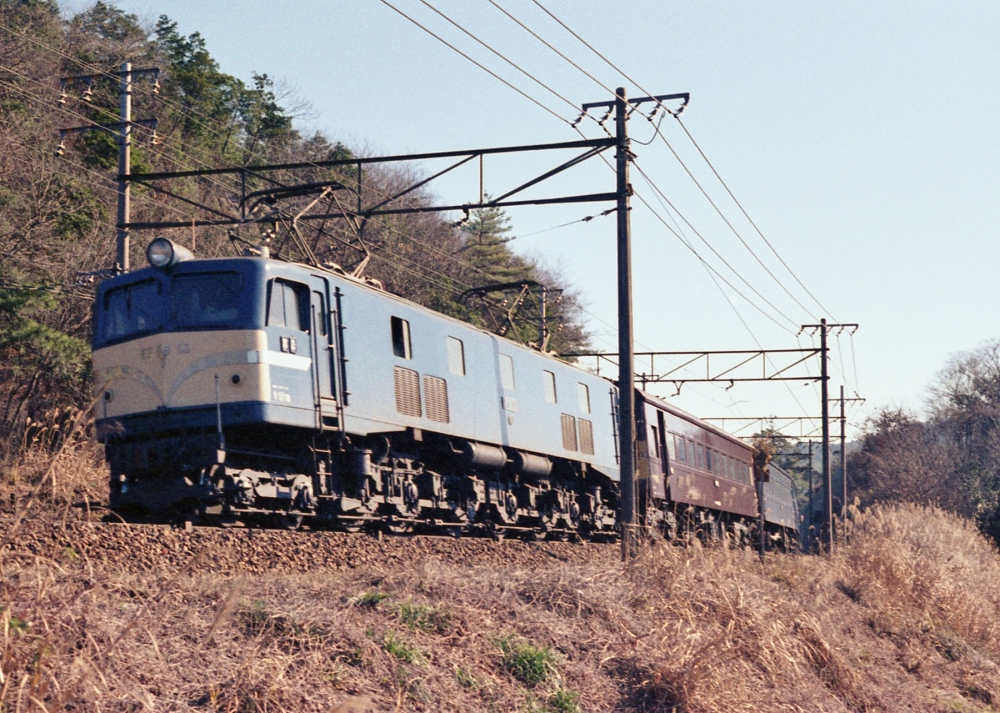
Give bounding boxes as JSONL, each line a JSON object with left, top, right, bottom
{"left": 92, "top": 240, "right": 274, "bottom": 512}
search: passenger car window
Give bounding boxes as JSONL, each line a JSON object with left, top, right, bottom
{"left": 500, "top": 354, "right": 515, "bottom": 390}
{"left": 543, "top": 370, "right": 557, "bottom": 403}
{"left": 577, "top": 383, "right": 591, "bottom": 414}
{"left": 391, "top": 316, "right": 412, "bottom": 359}
{"left": 447, "top": 336, "right": 465, "bottom": 375}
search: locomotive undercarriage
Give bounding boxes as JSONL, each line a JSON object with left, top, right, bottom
{"left": 106, "top": 427, "right": 619, "bottom": 540}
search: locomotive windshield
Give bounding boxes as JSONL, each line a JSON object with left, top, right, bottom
{"left": 100, "top": 279, "right": 162, "bottom": 342}
{"left": 170, "top": 272, "right": 243, "bottom": 328}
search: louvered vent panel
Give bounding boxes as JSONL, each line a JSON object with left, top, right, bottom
{"left": 394, "top": 366, "right": 421, "bottom": 417}
{"left": 578, "top": 419, "right": 595, "bottom": 455}
{"left": 561, "top": 413, "right": 578, "bottom": 451}
{"left": 423, "top": 375, "right": 450, "bottom": 423}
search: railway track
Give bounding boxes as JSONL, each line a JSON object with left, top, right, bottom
{"left": 1, "top": 511, "right": 617, "bottom": 576}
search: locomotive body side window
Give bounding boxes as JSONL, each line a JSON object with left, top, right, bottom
{"left": 267, "top": 279, "right": 308, "bottom": 331}
{"left": 650, "top": 425, "right": 660, "bottom": 458}
{"left": 500, "top": 354, "right": 515, "bottom": 390}
{"left": 391, "top": 316, "right": 412, "bottom": 359}
{"left": 447, "top": 336, "right": 465, "bottom": 375}
{"left": 705, "top": 449, "right": 713, "bottom": 473}
{"left": 543, "top": 370, "right": 557, "bottom": 403}
{"left": 578, "top": 383, "right": 591, "bottom": 414}
{"left": 696, "top": 444, "right": 705, "bottom": 470}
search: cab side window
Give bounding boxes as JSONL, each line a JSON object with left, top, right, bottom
{"left": 267, "top": 279, "right": 309, "bottom": 331}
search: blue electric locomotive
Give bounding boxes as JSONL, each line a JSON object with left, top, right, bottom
{"left": 93, "top": 238, "right": 620, "bottom": 536}
{"left": 93, "top": 237, "right": 801, "bottom": 545}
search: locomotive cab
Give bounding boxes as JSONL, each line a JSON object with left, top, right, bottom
{"left": 93, "top": 240, "right": 345, "bottom": 513}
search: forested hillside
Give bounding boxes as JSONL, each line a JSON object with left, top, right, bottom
{"left": 0, "top": 0, "right": 590, "bottom": 455}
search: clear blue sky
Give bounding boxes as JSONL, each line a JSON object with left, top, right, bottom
{"left": 69, "top": 0, "right": 1000, "bottom": 437}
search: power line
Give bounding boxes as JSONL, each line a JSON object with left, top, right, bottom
{"left": 649, "top": 122, "right": 819, "bottom": 322}
{"left": 522, "top": 1, "right": 835, "bottom": 322}
{"left": 414, "top": 0, "right": 582, "bottom": 116}
{"left": 631, "top": 173, "right": 794, "bottom": 335}
{"left": 377, "top": 0, "right": 571, "bottom": 126}
{"left": 631, "top": 160, "right": 800, "bottom": 329}
{"left": 674, "top": 117, "right": 837, "bottom": 321}
{"left": 485, "top": 0, "right": 616, "bottom": 98}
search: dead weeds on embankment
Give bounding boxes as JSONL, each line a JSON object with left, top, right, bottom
{"left": 2, "top": 504, "right": 1000, "bottom": 711}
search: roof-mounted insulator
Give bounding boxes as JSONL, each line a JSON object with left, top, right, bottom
{"left": 55, "top": 131, "right": 66, "bottom": 157}
{"left": 81, "top": 79, "right": 93, "bottom": 103}
{"left": 151, "top": 77, "right": 160, "bottom": 95}
{"left": 451, "top": 206, "right": 471, "bottom": 228}
{"left": 57, "top": 79, "right": 67, "bottom": 106}
{"left": 150, "top": 130, "right": 159, "bottom": 147}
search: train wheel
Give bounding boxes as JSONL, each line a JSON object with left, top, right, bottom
{"left": 386, "top": 516, "right": 414, "bottom": 535}
{"left": 488, "top": 522, "right": 508, "bottom": 541}
{"left": 339, "top": 518, "right": 364, "bottom": 533}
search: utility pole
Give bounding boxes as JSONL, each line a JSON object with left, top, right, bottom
{"left": 832, "top": 387, "right": 864, "bottom": 540}
{"left": 840, "top": 385, "right": 846, "bottom": 519}
{"left": 117, "top": 62, "right": 132, "bottom": 273}
{"left": 614, "top": 87, "right": 636, "bottom": 560}
{"left": 800, "top": 320, "right": 859, "bottom": 553}
{"left": 807, "top": 439, "right": 814, "bottom": 550}
{"left": 57, "top": 64, "right": 159, "bottom": 273}
{"left": 581, "top": 89, "right": 688, "bottom": 560}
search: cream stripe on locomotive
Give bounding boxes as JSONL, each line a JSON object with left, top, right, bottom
{"left": 92, "top": 329, "right": 312, "bottom": 418}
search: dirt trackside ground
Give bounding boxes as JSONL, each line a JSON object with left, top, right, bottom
{"left": 2, "top": 503, "right": 1000, "bottom": 712}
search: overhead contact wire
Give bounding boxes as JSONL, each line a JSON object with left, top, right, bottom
{"left": 674, "top": 117, "right": 837, "bottom": 321}
{"left": 377, "top": 0, "right": 571, "bottom": 126}
{"left": 485, "top": 0, "right": 617, "bottom": 98}
{"left": 524, "top": 1, "right": 834, "bottom": 322}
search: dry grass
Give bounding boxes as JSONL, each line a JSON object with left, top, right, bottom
{"left": 0, "top": 408, "right": 109, "bottom": 517}
{"left": 3, "top": 437, "right": 1000, "bottom": 711}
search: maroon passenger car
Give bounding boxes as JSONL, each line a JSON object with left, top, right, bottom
{"left": 635, "top": 390, "right": 759, "bottom": 541}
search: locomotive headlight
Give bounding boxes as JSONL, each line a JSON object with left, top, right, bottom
{"left": 146, "top": 237, "right": 194, "bottom": 268}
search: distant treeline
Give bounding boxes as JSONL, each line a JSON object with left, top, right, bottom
{"left": 848, "top": 339, "right": 1000, "bottom": 542}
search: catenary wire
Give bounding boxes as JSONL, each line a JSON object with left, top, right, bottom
{"left": 673, "top": 117, "right": 837, "bottom": 321}
{"left": 631, "top": 159, "right": 800, "bottom": 330}
{"left": 526, "top": 0, "right": 835, "bottom": 321}
{"left": 414, "top": 0, "right": 583, "bottom": 116}
{"left": 632, "top": 179, "right": 811, "bottom": 416}
{"left": 485, "top": 0, "right": 616, "bottom": 98}
{"left": 377, "top": 0, "right": 571, "bottom": 126}
{"left": 650, "top": 122, "right": 819, "bottom": 322}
